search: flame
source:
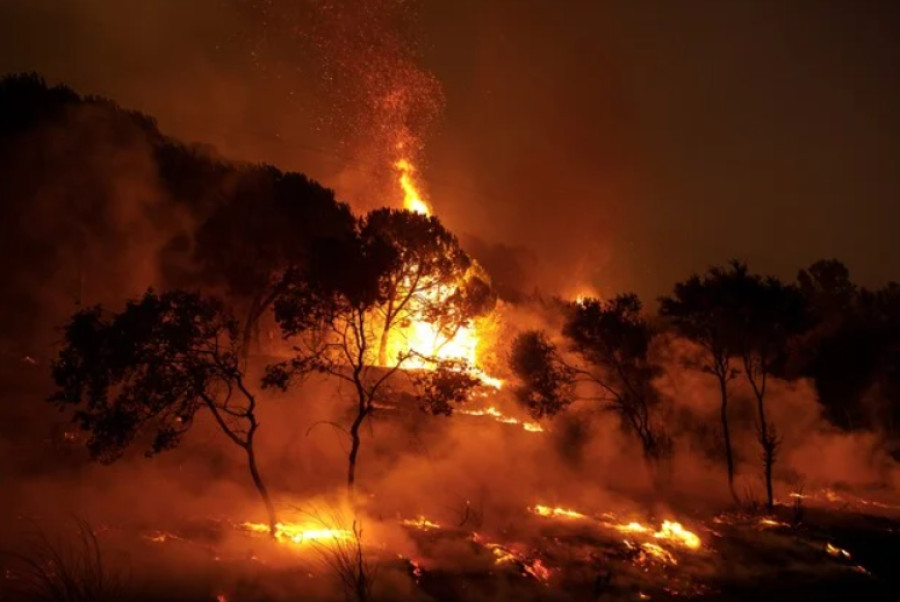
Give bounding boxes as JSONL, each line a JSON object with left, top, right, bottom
{"left": 401, "top": 516, "right": 441, "bottom": 531}
{"left": 401, "top": 555, "right": 425, "bottom": 580}
{"left": 638, "top": 542, "right": 678, "bottom": 566}
{"left": 458, "top": 405, "right": 543, "bottom": 433}
{"left": 654, "top": 520, "right": 702, "bottom": 550}
{"left": 395, "top": 159, "right": 430, "bottom": 215}
{"left": 241, "top": 521, "right": 353, "bottom": 547}
{"left": 616, "top": 521, "right": 652, "bottom": 535}
{"left": 472, "top": 532, "right": 552, "bottom": 583}
{"left": 383, "top": 156, "right": 505, "bottom": 391}
{"left": 615, "top": 520, "right": 701, "bottom": 550}
{"left": 524, "top": 558, "right": 552, "bottom": 582}
{"left": 825, "top": 542, "right": 851, "bottom": 559}
{"left": 529, "top": 503, "right": 701, "bottom": 551}
{"left": 530, "top": 505, "right": 586, "bottom": 519}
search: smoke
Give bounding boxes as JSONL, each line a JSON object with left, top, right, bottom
{"left": 0, "top": 101, "right": 190, "bottom": 358}
{"left": 1, "top": 3, "right": 899, "bottom": 600}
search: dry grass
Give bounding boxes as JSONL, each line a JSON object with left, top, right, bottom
{"left": 1, "top": 518, "right": 128, "bottom": 602}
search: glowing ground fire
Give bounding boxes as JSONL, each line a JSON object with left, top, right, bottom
{"left": 458, "top": 406, "right": 543, "bottom": 432}
{"left": 242, "top": 521, "right": 353, "bottom": 547}
{"left": 529, "top": 504, "right": 703, "bottom": 551}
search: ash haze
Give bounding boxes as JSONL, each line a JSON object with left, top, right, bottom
{"left": 2, "top": 0, "right": 898, "bottom": 299}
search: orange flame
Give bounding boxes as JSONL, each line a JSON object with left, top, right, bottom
{"left": 395, "top": 159, "right": 430, "bottom": 215}
{"left": 401, "top": 516, "right": 442, "bottom": 531}
{"left": 241, "top": 521, "right": 353, "bottom": 547}
{"left": 458, "top": 406, "right": 542, "bottom": 432}
{"left": 530, "top": 505, "right": 586, "bottom": 519}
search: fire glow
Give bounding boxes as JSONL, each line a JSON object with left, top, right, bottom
{"left": 401, "top": 516, "right": 442, "bottom": 531}
{"left": 386, "top": 155, "right": 501, "bottom": 389}
{"left": 529, "top": 504, "right": 703, "bottom": 551}
{"left": 241, "top": 521, "right": 353, "bottom": 547}
{"left": 458, "top": 406, "right": 543, "bottom": 432}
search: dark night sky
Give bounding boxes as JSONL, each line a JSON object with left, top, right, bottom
{"left": 1, "top": 0, "right": 898, "bottom": 300}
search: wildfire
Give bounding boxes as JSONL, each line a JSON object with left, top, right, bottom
{"left": 400, "top": 555, "right": 425, "bottom": 581}
{"left": 825, "top": 542, "right": 851, "bottom": 559}
{"left": 529, "top": 502, "right": 702, "bottom": 551}
{"left": 386, "top": 155, "right": 506, "bottom": 389}
{"left": 616, "top": 521, "right": 651, "bottom": 535}
{"left": 637, "top": 542, "right": 679, "bottom": 566}
{"left": 654, "top": 520, "right": 702, "bottom": 550}
{"left": 530, "top": 504, "right": 586, "bottom": 519}
{"left": 241, "top": 521, "right": 353, "bottom": 547}
{"left": 458, "top": 405, "right": 543, "bottom": 432}
{"left": 614, "top": 520, "right": 701, "bottom": 550}
{"left": 401, "top": 516, "right": 442, "bottom": 531}
{"left": 472, "top": 532, "right": 552, "bottom": 583}
{"left": 395, "top": 158, "right": 430, "bottom": 215}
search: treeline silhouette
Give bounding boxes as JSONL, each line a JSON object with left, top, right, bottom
{"left": 1, "top": 73, "right": 898, "bottom": 493}
{"left": 513, "top": 260, "right": 900, "bottom": 507}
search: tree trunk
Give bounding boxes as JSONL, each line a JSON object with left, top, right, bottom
{"left": 718, "top": 376, "right": 738, "bottom": 503}
{"left": 245, "top": 443, "right": 278, "bottom": 537}
{"left": 377, "top": 326, "right": 390, "bottom": 367}
{"left": 378, "top": 301, "right": 394, "bottom": 366}
{"left": 755, "top": 395, "right": 775, "bottom": 511}
{"left": 347, "top": 407, "right": 367, "bottom": 492}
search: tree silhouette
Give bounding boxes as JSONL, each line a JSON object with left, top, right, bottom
{"left": 49, "top": 290, "right": 278, "bottom": 534}
{"left": 733, "top": 274, "right": 808, "bottom": 510}
{"left": 360, "top": 209, "right": 492, "bottom": 366}
{"left": 186, "top": 167, "right": 356, "bottom": 355}
{"left": 564, "top": 295, "right": 670, "bottom": 460}
{"left": 510, "top": 294, "right": 670, "bottom": 462}
{"left": 660, "top": 263, "right": 747, "bottom": 501}
{"left": 509, "top": 330, "right": 576, "bottom": 419}
{"left": 797, "top": 259, "right": 856, "bottom": 327}
{"left": 264, "top": 214, "right": 487, "bottom": 493}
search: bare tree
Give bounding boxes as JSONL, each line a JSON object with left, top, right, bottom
{"left": 735, "top": 275, "right": 807, "bottom": 510}
{"left": 660, "top": 263, "right": 747, "bottom": 501}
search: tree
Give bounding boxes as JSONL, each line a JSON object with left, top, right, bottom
{"left": 510, "top": 294, "right": 670, "bottom": 462}
{"left": 733, "top": 276, "right": 808, "bottom": 510}
{"left": 49, "top": 290, "right": 278, "bottom": 535}
{"left": 564, "top": 295, "right": 670, "bottom": 460}
{"left": 359, "top": 209, "right": 492, "bottom": 366}
{"left": 797, "top": 259, "right": 856, "bottom": 327}
{"left": 264, "top": 214, "right": 487, "bottom": 493}
{"left": 660, "top": 262, "right": 748, "bottom": 500}
{"left": 509, "top": 330, "right": 575, "bottom": 419}
{"left": 182, "top": 167, "right": 356, "bottom": 355}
